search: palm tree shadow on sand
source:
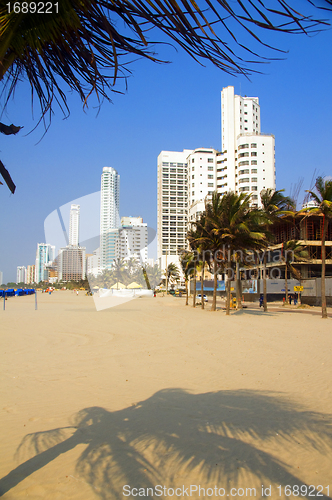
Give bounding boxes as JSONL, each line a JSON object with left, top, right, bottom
{"left": 1, "top": 389, "right": 331, "bottom": 499}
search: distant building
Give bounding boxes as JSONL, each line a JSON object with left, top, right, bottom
{"left": 86, "top": 247, "right": 101, "bottom": 277}
{"left": 57, "top": 246, "right": 86, "bottom": 282}
{"left": 26, "top": 265, "right": 35, "bottom": 284}
{"left": 17, "top": 266, "right": 26, "bottom": 284}
{"left": 0, "top": 271, "right": 3, "bottom": 285}
{"left": 118, "top": 216, "right": 148, "bottom": 265}
{"left": 35, "top": 243, "right": 55, "bottom": 283}
{"left": 69, "top": 204, "right": 80, "bottom": 246}
{"left": 100, "top": 166, "right": 120, "bottom": 270}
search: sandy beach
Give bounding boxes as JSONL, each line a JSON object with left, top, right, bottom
{"left": 0, "top": 291, "right": 331, "bottom": 499}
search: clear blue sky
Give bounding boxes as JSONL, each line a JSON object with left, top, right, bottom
{"left": 1, "top": 9, "right": 332, "bottom": 283}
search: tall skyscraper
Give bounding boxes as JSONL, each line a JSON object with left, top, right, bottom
{"left": 100, "top": 166, "right": 120, "bottom": 270}
{"left": 69, "top": 204, "right": 80, "bottom": 246}
{"left": 35, "top": 243, "right": 55, "bottom": 283}
{"left": 57, "top": 203, "right": 86, "bottom": 282}
{"left": 220, "top": 86, "right": 276, "bottom": 206}
{"left": 0, "top": 271, "right": 3, "bottom": 285}
{"left": 157, "top": 150, "right": 191, "bottom": 270}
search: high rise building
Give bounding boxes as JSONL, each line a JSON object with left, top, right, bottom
{"left": 57, "top": 203, "right": 85, "bottom": 282}
{"left": 57, "top": 247, "right": 86, "bottom": 281}
{"left": 26, "top": 265, "right": 35, "bottom": 284}
{"left": 157, "top": 150, "right": 191, "bottom": 270}
{"left": 0, "top": 271, "right": 3, "bottom": 285}
{"left": 35, "top": 243, "right": 55, "bottom": 283}
{"left": 220, "top": 86, "right": 276, "bottom": 206}
{"left": 69, "top": 204, "right": 80, "bottom": 246}
{"left": 17, "top": 266, "right": 26, "bottom": 284}
{"left": 100, "top": 166, "right": 120, "bottom": 270}
{"left": 187, "top": 148, "right": 218, "bottom": 223}
{"left": 118, "top": 216, "right": 148, "bottom": 265}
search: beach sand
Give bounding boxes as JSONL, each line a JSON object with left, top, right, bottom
{"left": 0, "top": 291, "right": 331, "bottom": 499}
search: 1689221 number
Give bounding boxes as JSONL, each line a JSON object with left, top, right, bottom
{"left": 277, "top": 485, "right": 330, "bottom": 497}
{"left": 6, "top": 2, "right": 58, "bottom": 14}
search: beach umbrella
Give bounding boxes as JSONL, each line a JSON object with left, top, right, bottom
{"left": 127, "top": 282, "right": 143, "bottom": 289}
{"left": 110, "top": 282, "right": 126, "bottom": 289}
{"left": 92, "top": 286, "right": 99, "bottom": 290}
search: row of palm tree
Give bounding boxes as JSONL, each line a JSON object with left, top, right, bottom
{"left": 179, "top": 177, "right": 332, "bottom": 319}
{"left": 88, "top": 259, "right": 161, "bottom": 290}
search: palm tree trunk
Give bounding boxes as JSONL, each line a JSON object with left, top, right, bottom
{"left": 285, "top": 264, "right": 289, "bottom": 304}
{"left": 201, "top": 259, "right": 205, "bottom": 309}
{"left": 321, "top": 215, "right": 327, "bottom": 318}
{"left": 211, "top": 260, "right": 217, "bottom": 311}
{"left": 226, "top": 259, "right": 231, "bottom": 315}
{"left": 236, "top": 260, "right": 242, "bottom": 310}
{"left": 185, "top": 278, "right": 189, "bottom": 306}
{"left": 263, "top": 252, "right": 268, "bottom": 312}
{"left": 193, "top": 262, "right": 196, "bottom": 308}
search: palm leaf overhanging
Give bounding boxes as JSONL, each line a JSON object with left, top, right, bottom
{"left": 1, "top": 0, "right": 332, "bottom": 122}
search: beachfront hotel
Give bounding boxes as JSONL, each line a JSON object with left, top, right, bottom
{"left": 220, "top": 86, "right": 276, "bottom": 205}
{"left": 100, "top": 166, "right": 120, "bottom": 270}
{"left": 157, "top": 150, "right": 191, "bottom": 271}
{"left": 157, "top": 86, "right": 276, "bottom": 269}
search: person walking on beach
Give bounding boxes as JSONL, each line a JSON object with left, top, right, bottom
{"left": 259, "top": 294, "right": 264, "bottom": 307}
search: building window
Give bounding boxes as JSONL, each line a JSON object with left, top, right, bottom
{"left": 238, "top": 143, "right": 249, "bottom": 150}
{"left": 239, "top": 152, "right": 249, "bottom": 158}
{"left": 192, "top": 158, "right": 194, "bottom": 163}
{"left": 251, "top": 160, "right": 257, "bottom": 165}
{"left": 251, "top": 169, "right": 257, "bottom": 173}
{"left": 239, "top": 169, "right": 249, "bottom": 175}
{"left": 251, "top": 177, "right": 258, "bottom": 183}
{"left": 239, "top": 186, "right": 249, "bottom": 192}
{"left": 208, "top": 166, "right": 214, "bottom": 171}
{"left": 251, "top": 186, "right": 258, "bottom": 191}
{"left": 239, "top": 160, "right": 249, "bottom": 166}
{"left": 239, "top": 178, "right": 250, "bottom": 184}
{"left": 208, "top": 183, "right": 214, "bottom": 187}
{"left": 208, "top": 158, "right": 214, "bottom": 163}
{"left": 251, "top": 152, "right": 257, "bottom": 157}
{"left": 208, "top": 174, "right": 213, "bottom": 179}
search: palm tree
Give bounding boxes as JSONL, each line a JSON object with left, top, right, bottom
{"left": 213, "top": 193, "right": 266, "bottom": 315}
{"left": 306, "top": 177, "right": 332, "bottom": 318}
{"left": 281, "top": 240, "right": 309, "bottom": 304}
{"left": 260, "top": 189, "right": 295, "bottom": 312}
{"left": 165, "top": 263, "right": 179, "bottom": 294}
{"left": 1, "top": 1, "right": 329, "bottom": 191}
{"left": 188, "top": 198, "right": 224, "bottom": 311}
{"left": 112, "top": 258, "right": 126, "bottom": 288}
{"left": 142, "top": 264, "right": 161, "bottom": 290}
{"left": 179, "top": 250, "right": 195, "bottom": 306}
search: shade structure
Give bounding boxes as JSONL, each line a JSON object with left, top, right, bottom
{"left": 127, "top": 282, "right": 143, "bottom": 289}
{"left": 92, "top": 286, "right": 99, "bottom": 290}
{"left": 110, "top": 282, "right": 126, "bottom": 289}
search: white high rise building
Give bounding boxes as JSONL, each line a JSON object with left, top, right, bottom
{"left": 100, "top": 166, "right": 120, "bottom": 270}
{"left": 69, "top": 204, "right": 80, "bottom": 246}
{"left": 0, "top": 271, "right": 3, "bottom": 285}
{"left": 157, "top": 150, "right": 191, "bottom": 270}
{"left": 187, "top": 148, "right": 218, "bottom": 223}
{"left": 35, "top": 243, "right": 55, "bottom": 283}
{"left": 118, "top": 216, "right": 148, "bottom": 265}
{"left": 219, "top": 86, "right": 276, "bottom": 206}
{"left": 17, "top": 266, "right": 26, "bottom": 284}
